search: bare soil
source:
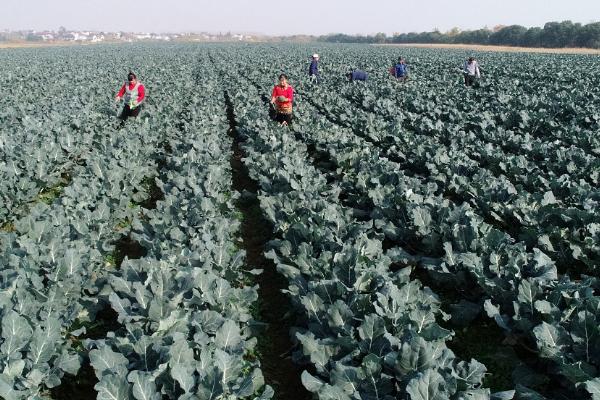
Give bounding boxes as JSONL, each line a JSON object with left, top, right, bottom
{"left": 224, "top": 91, "right": 310, "bottom": 400}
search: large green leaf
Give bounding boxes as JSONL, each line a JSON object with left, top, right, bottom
{"left": 582, "top": 378, "right": 600, "bottom": 400}
{"left": 406, "top": 369, "right": 450, "bottom": 400}
{"left": 1, "top": 311, "right": 33, "bottom": 358}
{"left": 95, "top": 375, "right": 131, "bottom": 400}
{"left": 532, "top": 322, "right": 568, "bottom": 359}
{"left": 90, "top": 346, "right": 130, "bottom": 380}
{"left": 128, "top": 371, "right": 161, "bottom": 400}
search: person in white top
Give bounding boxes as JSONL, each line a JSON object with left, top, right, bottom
{"left": 463, "top": 57, "right": 481, "bottom": 86}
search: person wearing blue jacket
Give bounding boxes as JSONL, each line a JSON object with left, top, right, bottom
{"left": 347, "top": 70, "right": 368, "bottom": 82}
{"left": 393, "top": 57, "right": 409, "bottom": 81}
{"left": 309, "top": 54, "right": 320, "bottom": 83}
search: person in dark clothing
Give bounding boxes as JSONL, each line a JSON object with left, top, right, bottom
{"left": 347, "top": 70, "right": 368, "bottom": 82}
{"left": 309, "top": 54, "right": 320, "bottom": 83}
{"left": 115, "top": 72, "right": 145, "bottom": 121}
{"left": 393, "top": 57, "right": 409, "bottom": 81}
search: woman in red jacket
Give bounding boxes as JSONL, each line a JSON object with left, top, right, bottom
{"left": 270, "top": 74, "right": 294, "bottom": 126}
{"left": 115, "top": 71, "right": 145, "bottom": 121}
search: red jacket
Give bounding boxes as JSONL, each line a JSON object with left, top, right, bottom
{"left": 117, "top": 82, "right": 146, "bottom": 103}
{"left": 272, "top": 85, "right": 294, "bottom": 113}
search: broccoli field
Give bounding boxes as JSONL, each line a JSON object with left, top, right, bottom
{"left": 0, "top": 43, "right": 599, "bottom": 400}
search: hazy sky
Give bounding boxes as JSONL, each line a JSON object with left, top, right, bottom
{"left": 2, "top": 0, "right": 600, "bottom": 35}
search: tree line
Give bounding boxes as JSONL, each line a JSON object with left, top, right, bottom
{"left": 318, "top": 21, "right": 600, "bottom": 49}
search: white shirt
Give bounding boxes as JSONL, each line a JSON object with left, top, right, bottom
{"left": 464, "top": 61, "right": 481, "bottom": 78}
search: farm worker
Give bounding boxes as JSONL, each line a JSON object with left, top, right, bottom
{"left": 270, "top": 74, "right": 294, "bottom": 126}
{"left": 392, "top": 57, "right": 409, "bottom": 81}
{"left": 347, "top": 70, "right": 368, "bottom": 82}
{"left": 463, "top": 57, "right": 481, "bottom": 86}
{"left": 309, "top": 53, "right": 320, "bottom": 83}
{"left": 115, "top": 71, "right": 145, "bottom": 120}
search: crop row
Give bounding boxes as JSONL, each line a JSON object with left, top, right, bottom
{"left": 218, "top": 45, "right": 598, "bottom": 398}
{"left": 0, "top": 116, "right": 158, "bottom": 398}
{"left": 218, "top": 52, "right": 521, "bottom": 400}
{"left": 296, "top": 87, "right": 599, "bottom": 398}
{"left": 297, "top": 82, "right": 599, "bottom": 276}
{"left": 0, "top": 47, "right": 272, "bottom": 400}
{"left": 83, "top": 62, "right": 271, "bottom": 399}
{"left": 319, "top": 82, "right": 598, "bottom": 206}
{"left": 261, "top": 56, "right": 600, "bottom": 274}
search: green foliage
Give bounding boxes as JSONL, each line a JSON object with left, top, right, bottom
{"left": 218, "top": 43, "right": 599, "bottom": 399}
{"left": 1, "top": 42, "right": 599, "bottom": 400}
{"left": 320, "top": 20, "right": 600, "bottom": 49}
{"left": 0, "top": 44, "right": 269, "bottom": 400}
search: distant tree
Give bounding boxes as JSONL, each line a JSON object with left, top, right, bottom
{"left": 319, "top": 20, "right": 600, "bottom": 49}
{"left": 57, "top": 26, "right": 67, "bottom": 39}
{"left": 447, "top": 27, "right": 461, "bottom": 37}
{"left": 575, "top": 22, "right": 600, "bottom": 48}
{"left": 540, "top": 22, "right": 558, "bottom": 47}
{"left": 455, "top": 29, "right": 491, "bottom": 44}
{"left": 541, "top": 21, "right": 580, "bottom": 47}
{"left": 428, "top": 30, "right": 448, "bottom": 43}
{"left": 522, "top": 27, "right": 543, "bottom": 47}
{"left": 404, "top": 32, "right": 420, "bottom": 43}
{"left": 489, "top": 25, "right": 528, "bottom": 45}
{"left": 374, "top": 32, "right": 387, "bottom": 43}
{"left": 26, "top": 33, "right": 42, "bottom": 42}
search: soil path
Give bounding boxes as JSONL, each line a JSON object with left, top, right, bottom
{"left": 224, "top": 90, "right": 309, "bottom": 400}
